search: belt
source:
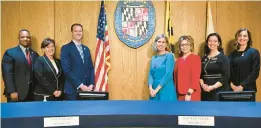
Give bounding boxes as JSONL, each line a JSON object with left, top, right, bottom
{"left": 203, "top": 74, "right": 222, "bottom": 78}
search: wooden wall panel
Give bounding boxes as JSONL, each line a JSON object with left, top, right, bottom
{"left": 1, "top": 1, "right": 54, "bottom": 102}
{"left": 19, "top": 2, "right": 54, "bottom": 53}
{"left": 1, "top": 2, "right": 21, "bottom": 102}
{"left": 171, "top": 1, "right": 207, "bottom": 57}
{"left": 54, "top": 1, "right": 99, "bottom": 58}
{"left": 1, "top": 1, "right": 261, "bottom": 102}
{"left": 216, "top": 1, "right": 261, "bottom": 101}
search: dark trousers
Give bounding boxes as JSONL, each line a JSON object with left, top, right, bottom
{"left": 7, "top": 92, "right": 33, "bottom": 102}
{"left": 201, "top": 90, "right": 218, "bottom": 101}
{"left": 64, "top": 93, "right": 77, "bottom": 101}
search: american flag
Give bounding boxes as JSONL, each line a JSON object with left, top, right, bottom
{"left": 94, "top": 1, "right": 111, "bottom": 92}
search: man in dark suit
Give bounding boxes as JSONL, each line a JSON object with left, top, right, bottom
{"left": 2, "top": 29, "right": 39, "bottom": 102}
{"left": 61, "top": 23, "right": 95, "bottom": 100}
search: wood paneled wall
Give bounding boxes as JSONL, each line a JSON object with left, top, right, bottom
{"left": 1, "top": 1, "right": 261, "bottom": 102}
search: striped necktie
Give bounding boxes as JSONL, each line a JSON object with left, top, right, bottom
{"left": 77, "top": 44, "right": 84, "bottom": 63}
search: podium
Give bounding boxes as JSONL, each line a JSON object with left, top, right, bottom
{"left": 76, "top": 91, "right": 109, "bottom": 100}
{"left": 217, "top": 91, "right": 255, "bottom": 101}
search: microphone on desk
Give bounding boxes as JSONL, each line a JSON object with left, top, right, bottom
{"left": 43, "top": 96, "right": 49, "bottom": 102}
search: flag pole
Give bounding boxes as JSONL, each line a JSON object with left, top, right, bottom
{"left": 206, "top": 1, "right": 214, "bottom": 39}
{"left": 165, "top": 1, "right": 170, "bottom": 36}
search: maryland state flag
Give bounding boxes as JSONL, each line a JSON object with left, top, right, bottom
{"left": 165, "top": 1, "right": 174, "bottom": 53}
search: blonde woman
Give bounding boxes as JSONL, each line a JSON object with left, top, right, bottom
{"left": 148, "top": 34, "right": 177, "bottom": 100}
{"left": 174, "top": 35, "right": 201, "bottom": 101}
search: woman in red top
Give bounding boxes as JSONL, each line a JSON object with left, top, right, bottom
{"left": 174, "top": 35, "right": 201, "bottom": 101}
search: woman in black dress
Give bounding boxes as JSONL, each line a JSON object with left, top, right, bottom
{"left": 229, "top": 28, "right": 260, "bottom": 97}
{"left": 200, "top": 33, "right": 230, "bottom": 101}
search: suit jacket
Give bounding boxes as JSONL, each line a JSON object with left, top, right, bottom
{"left": 2, "top": 45, "right": 39, "bottom": 100}
{"left": 60, "top": 41, "right": 94, "bottom": 95}
{"left": 229, "top": 47, "right": 260, "bottom": 91}
{"left": 33, "top": 55, "right": 64, "bottom": 96}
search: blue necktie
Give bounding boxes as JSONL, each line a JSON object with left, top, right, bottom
{"left": 77, "top": 44, "right": 84, "bottom": 63}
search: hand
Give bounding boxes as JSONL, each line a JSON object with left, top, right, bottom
{"left": 208, "top": 86, "right": 215, "bottom": 91}
{"left": 235, "top": 85, "right": 243, "bottom": 92}
{"left": 53, "top": 91, "right": 58, "bottom": 96}
{"left": 80, "top": 85, "right": 89, "bottom": 91}
{"left": 230, "top": 82, "right": 237, "bottom": 92}
{"left": 238, "top": 85, "right": 243, "bottom": 91}
{"left": 231, "top": 84, "right": 237, "bottom": 91}
{"left": 150, "top": 90, "right": 157, "bottom": 97}
{"left": 53, "top": 90, "right": 62, "bottom": 97}
{"left": 10, "top": 92, "right": 18, "bottom": 101}
{"left": 87, "top": 85, "right": 94, "bottom": 91}
{"left": 152, "top": 85, "right": 162, "bottom": 97}
{"left": 201, "top": 84, "right": 210, "bottom": 92}
{"left": 185, "top": 94, "right": 191, "bottom": 101}
{"left": 149, "top": 86, "right": 156, "bottom": 97}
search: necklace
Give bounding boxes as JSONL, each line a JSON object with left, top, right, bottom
{"left": 208, "top": 51, "right": 220, "bottom": 59}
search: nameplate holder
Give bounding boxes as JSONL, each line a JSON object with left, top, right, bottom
{"left": 44, "top": 116, "right": 79, "bottom": 127}
{"left": 178, "top": 116, "right": 215, "bottom": 126}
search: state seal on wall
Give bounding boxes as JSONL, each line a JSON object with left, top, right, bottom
{"left": 114, "top": 1, "right": 156, "bottom": 48}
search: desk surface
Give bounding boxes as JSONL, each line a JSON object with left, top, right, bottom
{"left": 2, "top": 101, "right": 261, "bottom": 118}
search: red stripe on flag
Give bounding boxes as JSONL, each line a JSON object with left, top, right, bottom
{"left": 94, "top": 40, "right": 105, "bottom": 85}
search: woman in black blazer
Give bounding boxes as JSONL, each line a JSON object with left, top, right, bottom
{"left": 229, "top": 28, "right": 260, "bottom": 94}
{"left": 33, "top": 38, "right": 64, "bottom": 101}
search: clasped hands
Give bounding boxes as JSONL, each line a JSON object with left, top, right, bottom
{"left": 230, "top": 84, "right": 243, "bottom": 92}
{"left": 80, "top": 84, "right": 94, "bottom": 91}
{"left": 149, "top": 85, "right": 161, "bottom": 97}
{"left": 53, "top": 90, "right": 62, "bottom": 97}
{"left": 201, "top": 84, "right": 216, "bottom": 92}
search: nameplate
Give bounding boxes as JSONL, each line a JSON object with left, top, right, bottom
{"left": 79, "top": 93, "right": 106, "bottom": 96}
{"left": 44, "top": 116, "right": 79, "bottom": 127}
{"left": 178, "top": 116, "right": 215, "bottom": 126}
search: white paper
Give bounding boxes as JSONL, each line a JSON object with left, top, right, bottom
{"left": 178, "top": 116, "right": 215, "bottom": 126}
{"left": 44, "top": 116, "right": 79, "bottom": 127}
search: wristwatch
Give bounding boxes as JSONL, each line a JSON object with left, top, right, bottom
{"left": 186, "top": 92, "right": 192, "bottom": 96}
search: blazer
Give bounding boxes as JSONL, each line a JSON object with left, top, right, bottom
{"left": 2, "top": 45, "right": 39, "bottom": 100}
{"left": 229, "top": 47, "right": 260, "bottom": 91}
{"left": 33, "top": 55, "right": 64, "bottom": 96}
{"left": 174, "top": 54, "right": 201, "bottom": 94}
{"left": 60, "top": 41, "right": 94, "bottom": 95}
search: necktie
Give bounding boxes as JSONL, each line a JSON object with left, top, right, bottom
{"left": 25, "top": 49, "right": 32, "bottom": 67}
{"left": 77, "top": 44, "right": 84, "bottom": 63}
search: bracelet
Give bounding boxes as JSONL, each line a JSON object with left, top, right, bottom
{"left": 186, "top": 92, "right": 192, "bottom": 96}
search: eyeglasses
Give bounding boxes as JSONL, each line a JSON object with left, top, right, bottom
{"left": 180, "top": 43, "right": 190, "bottom": 47}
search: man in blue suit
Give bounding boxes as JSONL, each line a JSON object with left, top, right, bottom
{"left": 2, "top": 29, "right": 39, "bottom": 102}
{"left": 61, "top": 23, "right": 95, "bottom": 100}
